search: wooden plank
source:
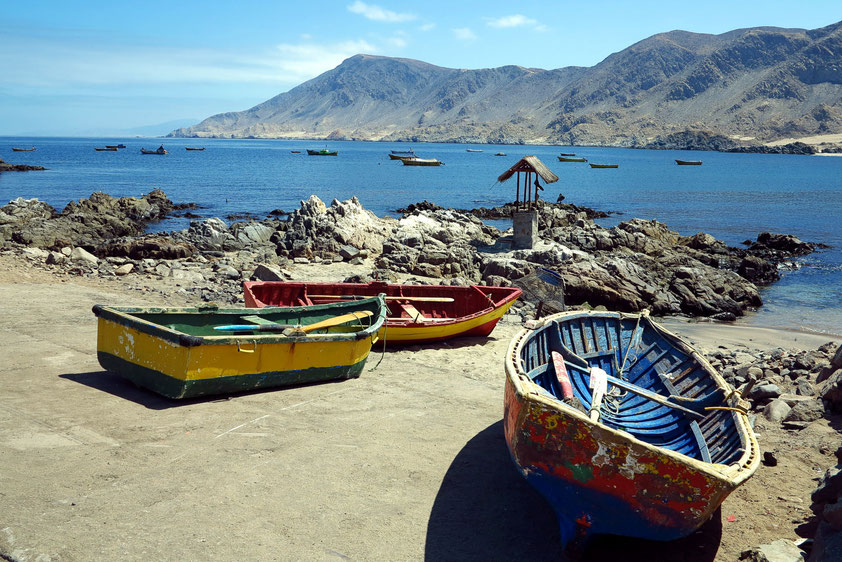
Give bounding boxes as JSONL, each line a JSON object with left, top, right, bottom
{"left": 308, "top": 294, "right": 453, "bottom": 303}
{"left": 240, "top": 315, "right": 277, "bottom": 326}
{"left": 401, "top": 303, "right": 425, "bottom": 322}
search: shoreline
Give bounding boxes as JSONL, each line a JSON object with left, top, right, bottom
{"left": 658, "top": 315, "right": 842, "bottom": 352}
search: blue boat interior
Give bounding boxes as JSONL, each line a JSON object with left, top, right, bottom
{"left": 521, "top": 313, "right": 746, "bottom": 465}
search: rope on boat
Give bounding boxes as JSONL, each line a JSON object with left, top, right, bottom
{"left": 371, "top": 320, "right": 388, "bottom": 370}
{"left": 703, "top": 405, "right": 749, "bottom": 416}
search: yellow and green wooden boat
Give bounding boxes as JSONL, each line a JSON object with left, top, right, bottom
{"left": 92, "top": 296, "right": 386, "bottom": 399}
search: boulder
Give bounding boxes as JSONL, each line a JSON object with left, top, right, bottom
{"left": 251, "top": 264, "right": 289, "bottom": 281}
{"left": 70, "top": 247, "right": 98, "bottom": 265}
{"left": 783, "top": 399, "right": 825, "bottom": 423}
{"left": 114, "top": 263, "right": 134, "bottom": 276}
{"left": 763, "top": 399, "right": 791, "bottom": 423}
{"left": 280, "top": 195, "right": 396, "bottom": 257}
{"left": 739, "top": 539, "right": 805, "bottom": 561}
{"left": 819, "top": 371, "right": 842, "bottom": 412}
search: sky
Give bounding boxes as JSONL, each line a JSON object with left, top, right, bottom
{"left": 1, "top": 1, "right": 839, "bottom": 136}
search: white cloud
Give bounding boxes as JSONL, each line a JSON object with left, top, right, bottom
{"left": 487, "top": 15, "right": 535, "bottom": 28}
{"left": 386, "top": 35, "right": 408, "bottom": 49}
{"left": 420, "top": 23, "right": 435, "bottom": 31}
{"left": 452, "top": 27, "right": 477, "bottom": 41}
{"left": 347, "top": 1, "right": 416, "bottom": 22}
{"left": 486, "top": 14, "right": 547, "bottom": 31}
{"left": 272, "top": 40, "right": 378, "bottom": 81}
{"left": 0, "top": 36, "right": 378, "bottom": 91}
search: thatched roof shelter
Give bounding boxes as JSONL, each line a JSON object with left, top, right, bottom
{"left": 497, "top": 155, "right": 558, "bottom": 210}
{"left": 497, "top": 155, "right": 558, "bottom": 184}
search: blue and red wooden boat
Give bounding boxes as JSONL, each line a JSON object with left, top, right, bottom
{"left": 504, "top": 310, "right": 759, "bottom": 550}
{"left": 243, "top": 281, "right": 520, "bottom": 345}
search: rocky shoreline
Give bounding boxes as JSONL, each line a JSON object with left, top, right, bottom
{"left": 1, "top": 189, "right": 824, "bottom": 319}
{"left": 2, "top": 189, "right": 842, "bottom": 558}
{"left": 0, "top": 157, "right": 46, "bottom": 172}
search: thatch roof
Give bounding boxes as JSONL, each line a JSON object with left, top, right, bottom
{"left": 497, "top": 155, "right": 558, "bottom": 184}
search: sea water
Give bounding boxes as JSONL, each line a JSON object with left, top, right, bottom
{"left": 2, "top": 137, "right": 841, "bottom": 336}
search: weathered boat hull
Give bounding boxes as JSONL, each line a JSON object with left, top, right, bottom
{"left": 558, "top": 156, "right": 587, "bottom": 162}
{"left": 676, "top": 159, "right": 702, "bottom": 165}
{"left": 243, "top": 281, "right": 521, "bottom": 345}
{"left": 503, "top": 310, "right": 759, "bottom": 548}
{"left": 93, "top": 297, "right": 386, "bottom": 399}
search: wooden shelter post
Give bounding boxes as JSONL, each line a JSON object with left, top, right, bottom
{"left": 496, "top": 156, "right": 559, "bottom": 248}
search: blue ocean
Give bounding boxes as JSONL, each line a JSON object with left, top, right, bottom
{"left": 3, "top": 137, "right": 841, "bottom": 336}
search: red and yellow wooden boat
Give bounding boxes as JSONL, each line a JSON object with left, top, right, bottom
{"left": 504, "top": 310, "right": 759, "bottom": 551}
{"left": 243, "top": 281, "right": 521, "bottom": 345}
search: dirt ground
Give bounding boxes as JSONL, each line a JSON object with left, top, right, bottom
{"left": 1, "top": 254, "right": 840, "bottom": 561}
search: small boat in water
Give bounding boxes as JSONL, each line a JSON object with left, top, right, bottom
{"left": 306, "top": 148, "right": 338, "bottom": 156}
{"left": 92, "top": 297, "right": 387, "bottom": 399}
{"left": 466, "top": 148, "right": 483, "bottom": 152}
{"left": 243, "top": 281, "right": 521, "bottom": 345}
{"left": 676, "top": 159, "right": 702, "bottom": 165}
{"left": 389, "top": 149, "right": 417, "bottom": 160}
{"left": 504, "top": 310, "right": 759, "bottom": 550}
{"left": 185, "top": 147, "right": 205, "bottom": 151}
{"left": 290, "top": 150, "right": 301, "bottom": 153}
{"left": 95, "top": 147, "right": 118, "bottom": 151}
{"left": 141, "top": 146, "right": 167, "bottom": 155}
{"left": 495, "top": 152, "right": 506, "bottom": 156}
{"left": 106, "top": 144, "right": 126, "bottom": 149}
{"left": 12, "top": 147, "right": 36, "bottom": 152}
{"left": 558, "top": 156, "right": 587, "bottom": 162}
{"left": 560, "top": 153, "right": 576, "bottom": 156}
{"left": 589, "top": 163, "right": 618, "bottom": 168}
{"left": 402, "top": 157, "right": 443, "bottom": 166}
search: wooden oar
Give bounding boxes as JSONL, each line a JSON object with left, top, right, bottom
{"left": 562, "top": 359, "right": 705, "bottom": 420}
{"left": 308, "top": 294, "right": 453, "bottom": 303}
{"left": 214, "top": 310, "right": 374, "bottom": 336}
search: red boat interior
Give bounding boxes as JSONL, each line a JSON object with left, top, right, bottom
{"left": 244, "top": 281, "right": 521, "bottom": 323}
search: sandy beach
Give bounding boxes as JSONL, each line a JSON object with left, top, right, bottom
{"left": 1, "top": 252, "right": 840, "bottom": 561}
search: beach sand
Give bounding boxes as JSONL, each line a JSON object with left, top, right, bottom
{"left": 0, "top": 252, "right": 838, "bottom": 561}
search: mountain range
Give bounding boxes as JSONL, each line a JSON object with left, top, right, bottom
{"left": 170, "top": 21, "right": 842, "bottom": 147}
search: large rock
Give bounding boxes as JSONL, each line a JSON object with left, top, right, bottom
{"left": 2, "top": 189, "right": 178, "bottom": 250}
{"left": 819, "top": 371, "right": 842, "bottom": 412}
{"left": 99, "top": 236, "right": 197, "bottom": 259}
{"left": 279, "top": 196, "right": 396, "bottom": 258}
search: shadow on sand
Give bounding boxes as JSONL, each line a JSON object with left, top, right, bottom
{"left": 59, "top": 370, "right": 349, "bottom": 410}
{"left": 425, "top": 420, "right": 724, "bottom": 561}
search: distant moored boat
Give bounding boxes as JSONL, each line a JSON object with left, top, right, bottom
{"left": 95, "top": 147, "right": 118, "bottom": 151}
{"left": 401, "top": 157, "right": 443, "bottom": 166}
{"left": 389, "top": 149, "right": 417, "bottom": 160}
{"left": 12, "top": 147, "right": 36, "bottom": 152}
{"left": 589, "top": 163, "right": 619, "bottom": 168}
{"left": 675, "top": 159, "right": 702, "bottom": 165}
{"left": 466, "top": 148, "right": 483, "bottom": 152}
{"left": 558, "top": 156, "right": 587, "bottom": 162}
{"left": 307, "top": 148, "right": 338, "bottom": 156}
{"left": 185, "top": 147, "right": 205, "bottom": 151}
{"left": 141, "top": 146, "right": 167, "bottom": 155}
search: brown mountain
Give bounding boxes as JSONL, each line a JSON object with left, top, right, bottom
{"left": 170, "top": 21, "right": 842, "bottom": 147}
